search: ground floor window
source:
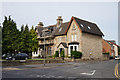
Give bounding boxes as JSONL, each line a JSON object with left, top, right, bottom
{"left": 68, "top": 44, "right": 78, "bottom": 56}
{"left": 48, "top": 47, "right": 52, "bottom": 56}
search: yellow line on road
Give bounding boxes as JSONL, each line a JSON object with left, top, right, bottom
{"left": 114, "top": 63, "right": 120, "bottom": 78}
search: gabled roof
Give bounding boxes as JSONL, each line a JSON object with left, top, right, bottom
{"left": 54, "top": 22, "right": 69, "bottom": 36}
{"left": 37, "top": 16, "right": 104, "bottom": 38}
{"left": 57, "top": 42, "right": 68, "bottom": 48}
{"left": 106, "top": 40, "right": 119, "bottom": 47}
{"left": 65, "top": 16, "right": 104, "bottom": 36}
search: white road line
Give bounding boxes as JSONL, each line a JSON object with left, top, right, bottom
{"left": 80, "top": 70, "right": 96, "bottom": 76}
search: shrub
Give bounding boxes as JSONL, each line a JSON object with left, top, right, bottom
{"left": 60, "top": 51, "right": 65, "bottom": 57}
{"left": 103, "top": 52, "right": 109, "bottom": 55}
{"left": 71, "top": 51, "right": 82, "bottom": 59}
{"left": 118, "top": 52, "right": 120, "bottom": 55}
{"left": 54, "top": 51, "right": 59, "bottom": 57}
{"left": 48, "top": 56, "right": 52, "bottom": 58}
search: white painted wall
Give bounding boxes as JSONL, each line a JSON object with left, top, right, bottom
{"left": 114, "top": 44, "right": 118, "bottom": 56}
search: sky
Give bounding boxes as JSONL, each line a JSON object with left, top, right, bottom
{"left": 0, "top": 1, "right": 119, "bottom": 45}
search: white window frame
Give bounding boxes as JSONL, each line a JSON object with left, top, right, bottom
{"left": 75, "top": 34, "right": 77, "bottom": 41}
{"left": 68, "top": 44, "right": 78, "bottom": 56}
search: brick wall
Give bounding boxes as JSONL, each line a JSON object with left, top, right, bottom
{"left": 102, "top": 39, "right": 111, "bottom": 56}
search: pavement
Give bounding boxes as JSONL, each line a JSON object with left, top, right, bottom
{"left": 2, "top": 59, "right": 120, "bottom": 79}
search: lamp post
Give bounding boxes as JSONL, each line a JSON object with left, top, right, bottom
{"left": 43, "top": 30, "right": 45, "bottom": 66}
{"left": 42, "top": 29, "right": 48, "bottom": 66}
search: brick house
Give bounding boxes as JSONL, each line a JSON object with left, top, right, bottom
{"left": 102, "top": 39, "right": 111, "bottom": 55}
{"left": 34, "top": 16, "right": 104, "bottom": 59}
{"left": 106, "top": 40, "right": 119, "bottom": 58}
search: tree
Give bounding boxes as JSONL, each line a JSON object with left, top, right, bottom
{"left": 29, "top": 26, "right": 39, "bottom": 57}
{"left": 2, "top": 16, "right": 19, "bottom": 55}
{"left": 19, "top": 25, "right": 26, "bottom": 53}
{"left": 19, "top": 24, "right": 31, "bottom": 54}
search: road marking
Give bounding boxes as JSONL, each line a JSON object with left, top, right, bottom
{"left": 80, "top": 70, "right": 96, "bottom": 76}
{"left": 114, "top": 63, "right": 120, "bottom": 78}
{"left": 57, "top": 76, "right": 63, "bottom": 78}
{"left": 3, "top": 67, "right": 23, "bottom": 70}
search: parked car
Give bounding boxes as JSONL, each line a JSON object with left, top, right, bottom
{"left": 115, "top": 55, "right": 120, "bottom": 60}
{"left": 2, "top": 53, "right": 13, "bottom": 60}
{"left": 12, "top": 53, "right": 29, "bottom": 60}
{"left": 2, "top": 54, "right": 6, "bottom": 59}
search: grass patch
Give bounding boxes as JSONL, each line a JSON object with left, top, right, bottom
{"left": 28, "top": 58, "right": 45, "bottom": 60}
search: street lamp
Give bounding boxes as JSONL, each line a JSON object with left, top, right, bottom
{"left": 42, "top": 29, "right": 48, "bottom": 66}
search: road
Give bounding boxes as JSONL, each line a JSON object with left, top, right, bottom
{"left": 2, "top": 60, "right": 120, "bottom": 79}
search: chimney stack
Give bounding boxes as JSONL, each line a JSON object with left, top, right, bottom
{"left": 38, "top": 22, "right": 44, "bottom": 27}
{"left": 56, "top": 16, "right": 63, "bottom": 28}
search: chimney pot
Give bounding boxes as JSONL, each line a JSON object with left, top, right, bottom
{"left": 38, "top": 22, "right": 44, "bottom": 27}
{"left": 56, "top": 16, "right": 63, "bottom": 28}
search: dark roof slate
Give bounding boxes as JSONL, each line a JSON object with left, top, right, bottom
{"left": 37, "top": 16, "right": 104, "bottom": 38}
{"left": 73, "top": 17, "right": 104, "bottom": 36}
{"left": 54, "top": 22, "right": 69, "bottom": 36}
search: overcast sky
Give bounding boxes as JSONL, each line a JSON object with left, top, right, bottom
{"left": 1, "top": 2, "right": 118, "bottom": 44}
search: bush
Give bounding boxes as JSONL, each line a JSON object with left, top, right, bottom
{"left": 60, "top": 51, "right": 65, "bottom": 57}
{"left": 54, "top": 51, "right": 59, "bottom": 57}
{"left": 118, "top": 52, "right": 120, "bottom": 55}
{"left": 48, "top": 56, "right": 52, "bottom": 58}
{"left": 103, "top": 52, "right": 109, "bottom": 55}
{"left": 71, "top": 51, "right": 82, "bottom": 59}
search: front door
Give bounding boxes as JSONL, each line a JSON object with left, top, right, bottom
{"left": 59, "top": 48, "right": 64, "bottom": 57}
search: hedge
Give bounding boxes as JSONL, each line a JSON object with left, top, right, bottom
{"left": 103, "top": 52, "right": 110, "bottom": 55}
{"left": 60, "top": 51, "right": 65, "bottom": 57}
{"left": 54, "top": 51, "right": 59, "bottom": 57}
{"left": 71, "top": 51, "right": 82, "bottom": 59}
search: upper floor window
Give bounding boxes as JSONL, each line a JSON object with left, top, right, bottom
{"left": 72, "top": 34, "right": 77, "bottom": 41}
{"left": 73, "top": 24, "right": 75, "bottom": 29}
{"left": 88, "top": 26, "right": 91, "bottom": 29}
{"left": 75, "top": 34, "right": 77, "bottom": 41}
{"left": 80, "top": 24, "right": 84, "bottom": 28}
{"left": 59, "top": 27, "right": 62, "bottom": 32}
{"left": 59, "top": 37, "right": 61, "bottom": 42}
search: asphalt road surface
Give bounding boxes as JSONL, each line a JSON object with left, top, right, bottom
{"left": 2, "top": 60, "right": 120, "bottom": 79}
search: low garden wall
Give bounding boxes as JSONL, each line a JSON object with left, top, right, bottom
{"left": 2, "top": 59, "right": 64, "bottom": 67}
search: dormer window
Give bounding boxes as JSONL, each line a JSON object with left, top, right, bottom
{"left": 88, "top": 26, "right": 91, "bottom": 29}
{"left": 80, "top": 24, "right": 84, "bottom": 27}
{"left": 59, "top": 27, "right": 62, "bottom": 32}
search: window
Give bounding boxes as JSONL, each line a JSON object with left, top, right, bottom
{"left": 48, "top": 47, "right": 51, "bottom": 56}
{"left": 88, "top": 26, "right": 91, "bottom": 29}
{"left": 80, "top": 24, "right": 84, "bottom": 27}
{"left": 73, "top": 24, "right": 75, "bottom": 29}
{"left": 72, "top": 34, "right": 77, "bottom": 41}
{"left": 75, "top": 34, "right": 77, "bottom": 41}
{"left": 75, "top": 46, "right": 77, "bottom": 51}
{"left": 59, "top": 37, "right": 61, "bottom": 42}
{"left": 70, "top": 46, "right": 73, "bottom": 52}
{"left": 59, "top": 27, "right": 62, "bottom": 32}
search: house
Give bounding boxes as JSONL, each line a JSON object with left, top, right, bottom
{"left": 34, "top": 16, "right": 104, "bottom": 59}
{"left": 102, "top": 39, "right": 111, "bottom": 55}
{"left": 102, "top": 39, "right": 112, "bottom": 59}
{"left": 106, "top": 40, "right": 119, "bottom": 58}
